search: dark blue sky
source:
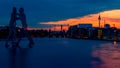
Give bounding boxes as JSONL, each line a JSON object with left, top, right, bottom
{"left": 1, "top": 0, "right": 120, "bottom": 28}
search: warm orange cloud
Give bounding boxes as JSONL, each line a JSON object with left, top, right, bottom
{"left": 40, "top": 9, "right": 120, "bottom": 30}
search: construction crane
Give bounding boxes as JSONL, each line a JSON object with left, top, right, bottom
{"left": 53, "top": 24, "right": 69, "bottom": 31}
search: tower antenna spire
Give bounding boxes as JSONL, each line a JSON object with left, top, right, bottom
{"left": 98, "top": 13, "right": 101, "bottom": 28}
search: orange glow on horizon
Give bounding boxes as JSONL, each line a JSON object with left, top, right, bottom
{"left": 27, "top": 27, "right": 50, "bottom": 30}
{"left": 39, "top": 9, "right": 120, "bottom": 30}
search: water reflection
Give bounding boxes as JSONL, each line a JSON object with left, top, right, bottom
{"left": 113, "top": 40, "right": 117, "bottom": 47}
{"left": 92, "top": 42, "right": 120, "bottom": 68}
{"left": 4, "top": 39, "right": 120, "bottom": 68}
{"left": 9, "top": 48, "right": 17, "bottom": 68}
{"left": 8, "top": 48, "right": 30, "bottom": 68}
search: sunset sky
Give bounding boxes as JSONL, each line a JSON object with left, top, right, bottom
{"left": 40, "top": 10, "right": 120, "bottom": 30}
{"left": 1, "top": 0, "right": 120, "bottom": 29}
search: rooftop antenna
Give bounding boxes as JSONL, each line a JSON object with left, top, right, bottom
{"left": 104, "top": 20, "right": 106, "bottom": 24}
{"left": 104, "top": 19, "right": 106, "bottom": 27}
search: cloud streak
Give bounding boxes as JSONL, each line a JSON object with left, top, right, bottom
{"left": 40, "top": 10, "right": 120, "bottom": 29}
{"left": 1, "top": 0, "right": 120, "bottom": 28}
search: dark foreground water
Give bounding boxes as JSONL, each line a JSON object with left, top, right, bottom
{"left": 0, "top": 38, "right": 120, "bottom": 68}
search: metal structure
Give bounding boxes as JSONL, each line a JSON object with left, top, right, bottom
{"left": 53, "top": 24, "right": 69, "bottom": 31}
{"left": 5, "top": 7, "right": 34, "bottom": 48}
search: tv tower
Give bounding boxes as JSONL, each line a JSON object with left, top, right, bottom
{"left": 98, "top": 13, "right": 101, "bottom": 28}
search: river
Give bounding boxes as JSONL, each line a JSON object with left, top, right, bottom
{"left": 0, "top": 38, "right": 120, "bottom": 68}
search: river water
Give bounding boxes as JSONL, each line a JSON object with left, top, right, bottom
{"left": 0, "top": 38, "right": 120, "bottom": 68}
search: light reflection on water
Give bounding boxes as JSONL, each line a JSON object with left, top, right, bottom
{"left": 92, "top": 41, "right": 120, "bottom": 68}
{"left": 1, "top": 38, "right": 120, "bottom": 68}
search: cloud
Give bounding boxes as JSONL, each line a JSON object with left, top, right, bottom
{"left": 1, "top": 0, "right": 120, "bottom": 28}
{"left": 40, "top": 9, "right": 120, "bottom": 29}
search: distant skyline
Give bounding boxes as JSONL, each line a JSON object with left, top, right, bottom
{"left": 41, "top": 10, "right": 120, "bottom": 30}
{"left": 1, "top": 0, "right": 120, "bottom": 28}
